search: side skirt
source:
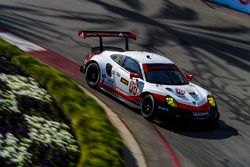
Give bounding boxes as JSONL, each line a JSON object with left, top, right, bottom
{"left": 99, "top": 86, "right": 141, "bottom": 109}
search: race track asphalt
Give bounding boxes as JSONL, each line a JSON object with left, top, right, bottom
{"left": 0, "top": 0, "right": 250, "bottom": 166}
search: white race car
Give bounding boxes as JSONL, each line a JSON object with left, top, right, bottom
{"left": 79, "top": 31, "right": 220, "bottom": 126}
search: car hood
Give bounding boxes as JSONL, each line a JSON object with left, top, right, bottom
{"left": 151, "top": 83, "right": 208, "bottom": 107}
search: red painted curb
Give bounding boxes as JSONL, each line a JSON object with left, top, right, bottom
{"left": 29, "top": 50, "right": 80, "bottom": 78}
{"left": 150, "top": 123, "right": 181, "bottom": 167}
{"left": 0, "top": 29, "right": 81, "bottom": 78}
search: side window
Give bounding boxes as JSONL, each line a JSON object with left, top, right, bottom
{"left": 123, "top": 57, "right": 142, "bottom": 77}
{"left": 111, "top": 54, "right": 125, "bottom": 66}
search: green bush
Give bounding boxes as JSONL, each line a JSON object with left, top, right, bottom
{"left": 0, "top": 39, "right": 124, "bottom": 167}
{"left": 0, "top": 40, "right": 23, "bottom": 57}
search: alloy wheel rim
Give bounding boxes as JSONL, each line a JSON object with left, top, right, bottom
{"left": 142, "top": 98, "right": 152, "bottom": 115}
{"left": 87, "top": 66, "right": 98, "bottom": 83}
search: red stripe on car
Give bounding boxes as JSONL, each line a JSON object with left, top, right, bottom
{"left": 152, "top": 93, "right": 210, "bottom": 112}
{"left": 86, "top": 53, "right": 96, "bottom": 63}
{"left": 99, "top": 83, "right": 142, "bottom": 101}
{"left": 176, "top": 101, "right": 210, "bottom": 112}
{"left": 152, "top": 93, "right": 166, "bottom": 101}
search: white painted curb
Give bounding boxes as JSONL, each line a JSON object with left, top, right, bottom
{"left": 79, "top": 86, "right": 147, "bottom": 167}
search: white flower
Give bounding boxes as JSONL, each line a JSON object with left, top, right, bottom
{"left": 0, "top": 73, "right": 79, "bottom": 166}
{"left": 0, "top": 133, "right": 32, "bottom": 165}
{"left": 0, "top": 74, "right": 52, "bottom": 103}
{"left": 0, "top": 150, "right": 10, "bottom": 158}
{"left": 24, "top": 114, "right": 79, "bottom": 153}
{"left": 18, "top": 146, "right": 27, "bottom": 152}
{"left": 0, "top": 91, "right": 20, "bottom": 113}
{"left": 6, "top": 146, "right": 16, "bottom": 154}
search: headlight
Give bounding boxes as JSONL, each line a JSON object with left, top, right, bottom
{"left": 166, "top": 96, "right": 177, "bottom": 108}
{"left": 207, "top": 96, "right": 216, "bottom": 107}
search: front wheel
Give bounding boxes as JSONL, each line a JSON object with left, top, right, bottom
{"left": 85, "top": 62, "right": 100, "bottom": 88}
{"left": 141, "top": 94, "right": 156, "bottom": 119}
{"left": 207, "top": 111, "right": 220, "bottom": 129}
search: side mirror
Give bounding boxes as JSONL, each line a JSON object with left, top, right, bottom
{"left": 185, "top": 74, "right": 193, "bottom": 81}
{"left": 130, "top": 72, "right": 140, "bottom": 79}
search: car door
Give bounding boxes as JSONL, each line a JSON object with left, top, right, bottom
{"left": 114, "top": 56, "right": 143, "bottom": 96}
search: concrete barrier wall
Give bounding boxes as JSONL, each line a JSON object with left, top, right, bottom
{"left": 210, "top": 0, "right": 250, "bottom": 14}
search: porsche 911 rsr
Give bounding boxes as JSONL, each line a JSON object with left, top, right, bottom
{"left": 79, "top": 31, "right": 220, "bottom": 126}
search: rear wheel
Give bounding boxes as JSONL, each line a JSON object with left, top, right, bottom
{"left": 141, "top": 94, "right": 156, "bottom": 119}
{"left": 85, "top": 62, "right": 100, "bottom": 88}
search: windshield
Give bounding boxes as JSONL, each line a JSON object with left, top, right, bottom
{"left": 143, "top": 64, "right": 188, "bottom": 85}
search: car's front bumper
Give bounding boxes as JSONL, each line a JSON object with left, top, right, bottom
{"left": 155, "top": 101, "right": 219, "bottom": 122}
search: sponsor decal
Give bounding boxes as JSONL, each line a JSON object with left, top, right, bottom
{"left": 158, "top": 106, "right": 169, "bottom": 112}
{"left": 175, "top": 88, "right": 185, "bottom": 95}
{"left": 192, "top": 111, "right": 209, "bottom": 117}
{"left": 116, "top": 72, "right": 120, "bottom": 77}
{"left": 120, "top": 77, "right": 129, "bottom": 86}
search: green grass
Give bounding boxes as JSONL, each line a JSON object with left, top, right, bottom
{"left": 0, "top": 39, "right": 124, "bottom": 167}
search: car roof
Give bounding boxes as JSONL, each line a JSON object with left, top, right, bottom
{"left": 105, "top": 50, "right": 174, "bottom": 64}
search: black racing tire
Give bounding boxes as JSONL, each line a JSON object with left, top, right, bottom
{"left": 207, "top": 112, "right": 220, "bottom": 129}
{"left": 85, "top": 62, "right": 100, "bottom": 88}
{"left": 141, "top": 94, "right": 156, "bottom": 119}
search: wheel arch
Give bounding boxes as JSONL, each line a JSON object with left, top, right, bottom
{"left": 140, "top": 91, "right": 151, "bottom": 98}
{"left": 84, "top": 60, "right": 98, "bottom": 73}
{"left": 85, "top": 60, "right": 102, "bottom": 88}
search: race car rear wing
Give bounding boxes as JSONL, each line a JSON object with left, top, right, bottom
{"left": 78, "top": 31, "right": 136, "bottom": 52}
